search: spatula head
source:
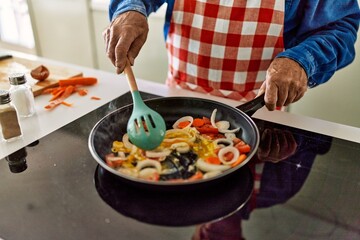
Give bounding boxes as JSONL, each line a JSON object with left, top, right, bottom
{"left": 127, "top": 108, "right": 166, "bottom": 150}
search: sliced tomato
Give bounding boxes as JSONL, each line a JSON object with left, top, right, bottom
{"left": 235, "top": 143, "right": 251, "bottom": 153}
{"left": 192, "top": 118, "right": 205, "bottom": 127}
{"left": 196, "top": 124, "right": 219, "bottom": 134}
{"left": 105, "top": 153, "right": 123, "bottom": 168}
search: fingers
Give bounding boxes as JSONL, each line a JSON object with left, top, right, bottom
{"left": 127, "top": 33, "right": 148, "bottom": 65}
{"left": 264, "top": 79, "right": 279, "bottom": 111}
{"left": 263, "top": 57, "right": 308, "bottom": 111}
{"left": 103, "top": 11, "right": 148, "bottom": 74}
{"left": 257, "top": 128, "right": 298, "bottom": 162}
{"left": 256, "top": 81, "right": 266, "bottom": 97}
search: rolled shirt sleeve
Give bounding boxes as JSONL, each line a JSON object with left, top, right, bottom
{"left": 278, "top": 0, "right": 360, "bottom": 87}
{"left": 109, "top": 0, "right": 166, "bottom": 20}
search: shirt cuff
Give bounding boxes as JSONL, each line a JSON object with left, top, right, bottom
{"left": 110, "top": 0, "right": 147, "bottom": 21}
{"left": 276, "top": 47, "right": 317, "bottom": 88}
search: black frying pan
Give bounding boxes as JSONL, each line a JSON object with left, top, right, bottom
{"left": 88, "top": 94, "right": 265, "bottom": 190}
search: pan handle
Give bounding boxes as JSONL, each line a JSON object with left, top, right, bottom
{"left": 235, "top": 93, "right": 265, "bottom": 116}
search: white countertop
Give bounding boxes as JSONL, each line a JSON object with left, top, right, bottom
{"left": 1, "top": 52, "right": 360, "bottom": 159}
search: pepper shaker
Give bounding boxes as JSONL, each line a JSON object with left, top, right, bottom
{"left": 9, "top": 73, "right": 36, "bottom": 117}
{"left": 0, "top": 90, "right": 23, "bottom": 142}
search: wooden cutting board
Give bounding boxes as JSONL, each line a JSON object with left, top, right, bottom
{"left": 0, "top": 56, "right": 83, "bottom": 96}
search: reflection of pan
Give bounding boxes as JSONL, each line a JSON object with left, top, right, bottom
{"left": 89, "top": 94, "right": 264, "bottom": 190}
{"left": 94, "top": 164, "right": 254, "bottom": 227}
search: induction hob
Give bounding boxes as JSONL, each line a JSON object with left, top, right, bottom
{"left": 0, "top": 91, "right": 359, "bottom": 240}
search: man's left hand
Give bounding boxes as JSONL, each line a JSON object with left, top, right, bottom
{"left": 259, "top": 57, "right": 308, "bottom": 111}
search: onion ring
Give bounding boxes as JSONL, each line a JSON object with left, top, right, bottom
{"left": 139, "top": 168, "right": 159, "bottom": 179}
{"left": 196, "top": 158, "right": 231, "bottom": 172}
{"left": 171, "top": 142, "right": 190, "bottom": 153}
{"left": 218, "top": 146, "right": 240, "bottom": 165}
{"left": 225, "top": 132, "right": 237, "bottom": 140}
{"left": 122, "top": 133, "right": 133, "bottom": 149}
{"left": 145, "top": 149, "right": 171, "bottom": 158}
{"left": 215, "top": 121, "right": 230, "bottom": 131}
{"left": 136, "top": 159, "right": 162, "bottom": 172}
{"left": 172, "top": 116, "right": 194, "bottom": 129}
{"left": 106, "top": 152, "right": 127, "bottom": 161}
{"left": 203, "top": 170, "right": 222, "bottom": 179}
{"left": 210, "top": 109, "right": 218, "bottom": 128}
{"left": 213, "top": 138, "right": 233, "bottom": 148}
{"left": 219, "top": 127, "right": 240, "bottom": 134}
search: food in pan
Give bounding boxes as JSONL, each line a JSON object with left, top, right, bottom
{"left": 104, "top": 109, "right": 251, "bottom": 182}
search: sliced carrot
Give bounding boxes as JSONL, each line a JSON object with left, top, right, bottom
{"left": 90, "top": 96, "right": 101, "bottom": 100}
{"left": 202, "top": 117, "right": 211, "bottom": 125}
{"left": 231, "top": 154, "right": 247, "bottom": 167}
{"left": 192, "top": 118, "right": 205, "bottom": 127}
{"left": 178, "top": 120, "right": 191, "bottom": 129}
{"left": 188, "top": 171, "right": 203, "bottom": 181}
{"left": 232, "top": 137, "right": 245, "bottom": 145}
{"left": 235, "top": 144, "right": 251, "bottom": 154}
{"left": 42, "top": 87, "right": 60, "bottom": 94}
{"left": 205, "top": 156, "right": 221, "bottom": 165}
{"left": 51, "top": 87, "right": 65, "bottom": 95}
{"left": 77, "top": 88, "right": 88, "bottom": 96}
{"left": 44, "top": 85, "right": 75, "bottom": 110}
{"left": 58, "top": 77, "right": 97, "bottom": 87}
{"left": 61, "top": 101, "right": 73, "bottom": 107}
{"left": 49, "top": 89, "right": 65, "bottom": 101}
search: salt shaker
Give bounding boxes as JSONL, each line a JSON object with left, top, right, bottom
{"left": 0, "top": 90, "right": 23, "bottom": 142}
{"left": 8, "top": 73, "right": 36, "bottom": 117}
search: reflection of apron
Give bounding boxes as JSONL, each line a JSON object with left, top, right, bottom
{"left": 166, "top": 0, "right": 285, "bottom": 101}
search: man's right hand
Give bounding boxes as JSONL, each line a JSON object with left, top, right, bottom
{"left": 103, "top": 11, "right": 149, "bottom": 74}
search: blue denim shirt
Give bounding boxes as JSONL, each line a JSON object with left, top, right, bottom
{"left": 109, "top": 0, "right": 360, "bottom": 87}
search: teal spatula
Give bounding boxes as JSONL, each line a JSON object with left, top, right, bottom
{"left": 123, "top": 61, "right": 166, "bottom": 150}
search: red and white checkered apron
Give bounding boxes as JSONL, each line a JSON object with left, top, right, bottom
{"left": 166, "top": 0, "right": 285, "bottom": 101}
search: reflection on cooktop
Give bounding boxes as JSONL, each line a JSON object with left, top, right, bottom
{"left": 94, "top": 164, "right": 253, "bottom": 226}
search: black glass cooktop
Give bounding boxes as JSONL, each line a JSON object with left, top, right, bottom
{"left": 0, "top": 92, "right": 359, "bottom": 240}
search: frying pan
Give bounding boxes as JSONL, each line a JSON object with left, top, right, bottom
{"left": 88, "top": 93, "right": 265, "bottom": 190}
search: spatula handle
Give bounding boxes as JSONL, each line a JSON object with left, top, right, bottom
{"left": 124, "top": 60, "right": 138, "bottom": 92}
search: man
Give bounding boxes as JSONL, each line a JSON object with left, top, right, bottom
{"left": 103, "top": 0, "right": 360, "bottom": 110}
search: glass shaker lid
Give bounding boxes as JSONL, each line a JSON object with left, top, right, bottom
{"left": 0, "top": 90, "right": 11, "bottom": 104}
{"left": 9, "top": 73, "right": 27, "bottom": 85}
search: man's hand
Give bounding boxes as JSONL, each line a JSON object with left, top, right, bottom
{"left": 103, "top": 11, "right": 148, "bottom": 74}
{"left": 258, "top": 57, "right": 308, "bottom": 111}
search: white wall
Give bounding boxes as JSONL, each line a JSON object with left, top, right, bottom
{"left": 288, "top": 31, "right": 360, "bottom": 128}
{"left": 27, "top": 0, "right": 97, "bottom": 68}
{"left": 91, "top": 3, "right": 168, "bottom": 83}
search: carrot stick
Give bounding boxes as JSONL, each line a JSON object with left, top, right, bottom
{"left": 49, "top": 89, "right": 65, "bottom": 101}
{"left": 42, "top": 87, "right": 60, "bottom": 94}
{"left": 188, "top": 171, "right": 203, "bottom": 181}
{"left": 77, "top": 88, "right": 88, "bottom": 96}
{"left": 61, "top": 101, "right": 73, "bottom": 107}
{"left": 231, "top": 154, "right": 247, "bottom": 167}
{"left": 205, "top": 156, "right": 221, "bottom": 165}
{"left": 44, "top": 85, "right": 75, "bottom": 110}
{"left": 90, "top": 96, "right": 101, "bottom": 100}
{"left": 58, "top": 77, "right": 97, "bottom": 87}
